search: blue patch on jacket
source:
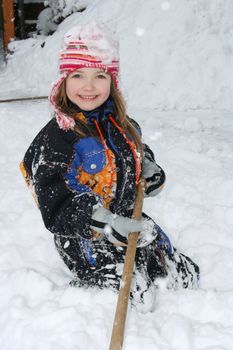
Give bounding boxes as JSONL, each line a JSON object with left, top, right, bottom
{"left": 64, "top": 137, "right": 107, "bottom": 192}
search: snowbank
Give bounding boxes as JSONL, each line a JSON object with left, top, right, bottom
{"left": 1, "top": 0, "right": 233, "bottom": 111}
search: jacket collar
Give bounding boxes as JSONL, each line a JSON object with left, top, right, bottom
{"left": 69, "top": 98, "right": 114, "bottom": 125}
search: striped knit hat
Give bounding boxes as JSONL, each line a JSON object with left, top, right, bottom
{"left": 49, "top": 22, "right": 120, "bottom": 130}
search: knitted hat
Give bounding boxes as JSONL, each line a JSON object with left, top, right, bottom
{"left": 49, "top": 22, "right": 120, "bottom": 130}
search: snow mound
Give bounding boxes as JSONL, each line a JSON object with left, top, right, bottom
{"left": 1, "top": 0, "right": 233, "bottom": 111}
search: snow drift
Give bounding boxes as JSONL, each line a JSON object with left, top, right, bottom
{"left": 1, "top": 0, "right": 233, "bottom": 111}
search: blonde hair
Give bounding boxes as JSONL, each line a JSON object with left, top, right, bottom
{"left": 54, "top": 77, "right": 143, "bottom": 153}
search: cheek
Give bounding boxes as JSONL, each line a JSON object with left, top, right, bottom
{"left": 101, "top": 81, "right": 111, "bottom": 97}
{"left": 66, "top": 80, "right": 78, "bottom": 98}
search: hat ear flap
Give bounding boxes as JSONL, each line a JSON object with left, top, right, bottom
{"left": 55, "top": 109, "right": 76, "bottom": 130}
{"left": 49, "top": 72, "right": 75, "bottom": 130}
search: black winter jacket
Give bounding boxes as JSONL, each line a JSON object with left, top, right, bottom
{"left": 21, "top": 116, "right": 165, "bottom": 240}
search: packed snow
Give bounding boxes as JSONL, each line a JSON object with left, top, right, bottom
{"left": 1, "top": 0, "right": 233, "bottom": 349}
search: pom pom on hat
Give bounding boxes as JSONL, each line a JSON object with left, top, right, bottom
{"left": 49, "top": 21, "right": 120, "bottom": 130}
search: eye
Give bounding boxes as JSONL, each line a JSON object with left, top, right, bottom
{"left": 96, "top": 73, "right": 107, "bottom": 79}
{"left": 72, "top": 73, "right": 82, "bottom": 78}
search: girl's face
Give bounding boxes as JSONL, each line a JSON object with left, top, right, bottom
{"left": 66, "top": 67, "right": 111, "bottom": 111}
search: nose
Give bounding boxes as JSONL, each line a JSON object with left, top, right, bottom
{"left": 83, "top": 78, "right": 95, "bottom": 90}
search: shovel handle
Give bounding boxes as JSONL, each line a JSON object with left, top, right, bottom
{"left": 108, "top": 179, "right": 145, "bottom": 350}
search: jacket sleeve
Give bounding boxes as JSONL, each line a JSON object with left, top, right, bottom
{"left": 128, "top": 116, "right": 166, "bottom": 194}
{"left": 22, "top": 120, "right": 98, "bottom": 239}
{"left": 128, "top": 116, "right": 166, "bottom": 195}
{"left": 142, "top": 143, "right": 166, "bottom": 196}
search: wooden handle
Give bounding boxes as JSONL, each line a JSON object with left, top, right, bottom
{"left": 109, "top": 179, "right": 145, "bottom": 350}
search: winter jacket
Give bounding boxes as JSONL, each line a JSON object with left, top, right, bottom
{"left": 20, "top": 108, "right": 168, "bottom": 286}
{"left": 21, "top": 113, "right": 165, "bottom": 240}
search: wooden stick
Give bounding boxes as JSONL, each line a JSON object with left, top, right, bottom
{"left": 109, "top": 179, "right": 145, "bottom": 350}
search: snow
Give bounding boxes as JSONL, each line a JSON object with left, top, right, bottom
{"left": 1, "top": 1, "right": 233, "bottom": 349}
{"left": 1, "top": 101, "right": 233, "bottom": 350}
{"left": 1, "top": 0, "right": 233, "bottom": 111}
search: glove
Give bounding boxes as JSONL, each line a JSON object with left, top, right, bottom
{"left": 91, "top": 207, "right": 157, "bottom": 247}
{"left": 142, "top": 157, "right": 166, "bottom": 197}
{"left": 91, "top": 207, "right": 143, "bottom": 245}
{"left": 137, "top": 216, "right": 157, "bottom": 247}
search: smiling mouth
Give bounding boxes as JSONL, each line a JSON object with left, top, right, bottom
{"left": 78, "top": 95, "right": 98, "bottom": 100}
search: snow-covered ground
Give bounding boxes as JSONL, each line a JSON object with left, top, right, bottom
{"left": 1, "top": 0, "right": 233, "bottom": 349}
{"left": 0, "top": 99, "right": 233, "bottom": 350}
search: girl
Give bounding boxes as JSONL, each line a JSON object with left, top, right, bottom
{"left": 20, "top": 22, "right": 199, "bottom": 303}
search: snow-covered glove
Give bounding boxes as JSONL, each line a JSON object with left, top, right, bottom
{"left": 142, "top": 157, "right": 166, "bottom": 197}
{"left": 91, "top": 207, "right": 157, "bottom": 247}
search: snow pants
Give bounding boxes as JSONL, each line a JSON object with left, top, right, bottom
{"left": 54, "top": 222, "right": 200, "bottom": 295}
